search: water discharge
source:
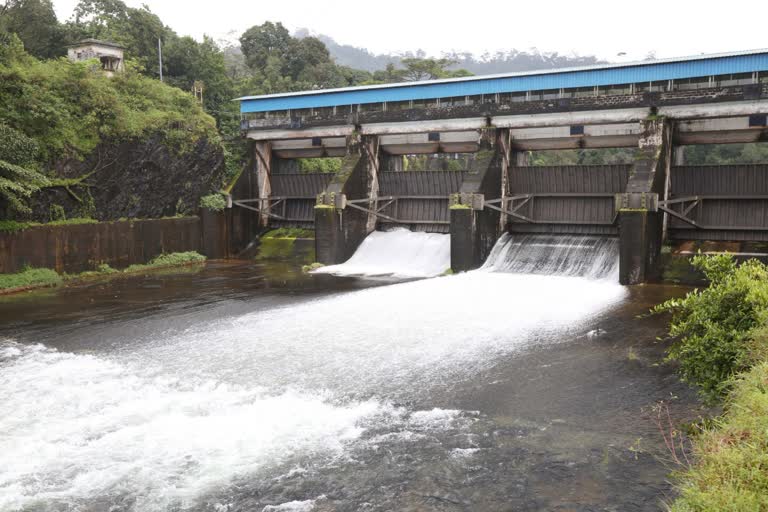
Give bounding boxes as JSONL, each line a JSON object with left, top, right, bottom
{"left": 0, "top": 232, "right": 636, "bottom": 511}
{"left": 483, "top": 233, "right": 621, "bottom": 280}
{"left": 312, "top": 228, "right": 450, "bottom": 278}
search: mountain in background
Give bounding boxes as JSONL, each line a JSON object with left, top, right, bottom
{"left": 294, "top": 29, "right": 607, "bottom": 75}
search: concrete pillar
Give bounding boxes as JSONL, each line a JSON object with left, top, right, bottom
{"left": 617, "top": 118, "right": 671, "bottom": 284}
{"left": 314, "top": 203, "right": 345, "bottom": 264}
{"left": 449, "top": 129, "right": 503, "bottom": 271}
{"left": 314, "top": 137, "right": 367, "bottom": 264}
{"left": 450, "top": 207, "right": 478, "bottom": 272}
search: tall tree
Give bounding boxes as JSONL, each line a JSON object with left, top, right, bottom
{"left": 0, "top": 0, "right": 64, "bottom": 59}
{"left": 239, "top": 21, "right": 291, "bottom": 71}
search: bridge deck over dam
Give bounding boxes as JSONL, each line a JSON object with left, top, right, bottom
{"left": 232, "top": 49, "right": 768, "bottom": 284}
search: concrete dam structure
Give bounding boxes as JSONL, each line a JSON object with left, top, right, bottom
{"left": 234, "top": 49, "right": 768, "bottom": 284}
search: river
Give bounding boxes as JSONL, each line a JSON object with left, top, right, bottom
{"left": 0, "top": 235, "right": 703, "bottom": 512}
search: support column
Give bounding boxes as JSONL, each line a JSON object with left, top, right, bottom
{"left": 450, "top": 129, "right": 504, "bottom": 272}
{"left": 314, "top": 134, "right": 367, "bottom": 264}
{"left": 497, "top": 129, "right": 511, "bottom": 231}
{"left": 361, "top": 135, "right": 380, "bottom": 234}
{"left": 617, "top": 118, "right": 671, "bottom": 284}
{"left": 253, "top": 141, "right": 272, "bottom": 227}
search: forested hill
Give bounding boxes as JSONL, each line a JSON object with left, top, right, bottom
{"left": 296, "top": 29, "right": 606, "bottom": 75}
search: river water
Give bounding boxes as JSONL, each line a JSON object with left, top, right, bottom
{"left": 0, "top": 235, "right": 703, "bottom": 512}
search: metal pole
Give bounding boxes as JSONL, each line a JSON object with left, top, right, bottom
{"left": 158, "top": 38, "right": 163, "bottom": 82}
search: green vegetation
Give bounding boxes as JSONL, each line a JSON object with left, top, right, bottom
{"left": 0, "top": 251, "right": 206, "bottom": 294}
{"left": 301, "top": 262, "right": 325, "bottom": 273}
{"left": 653, "top": 254, "right": 768, "bottom": 404}
{"left": 199, "top": 192, "right": 227, "bottom": 211}
{"left": 0, "top": 34, "right": 217, "bottom": 164}
{"left": 123, "top": 251, "right": 206, "bottom": 273}
{"left": 297, "top": 158, "right": 342, "bottom": 174}
{"left": 684, "top": 143, "right": 768, "bottom": 165}
{"left": 652, "top": 254, "right": 768, "bottom": 511}
{"left": 261, "top": 228, "right": 314, "bottom": 239}
{"left": 671, "top": 357, "right": 768, "bottom": 511}
{"left": 257, "top": 229, "right": 314, "bottom": 262}
{"left": 0, "top": 217, "right": 98, "bottom": 233}
{"left": 0, "top": 267, "right": 62, "bottom": 291}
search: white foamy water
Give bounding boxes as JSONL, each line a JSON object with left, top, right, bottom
{"left": 312, "top": 228, "right": 450, "bottom": 278}
{"left": 0, "top": 342, "right": 388, "bottom": 511}
{"left": 483, "top": 233, "right": 621, "bottom": 281}
{"left": 0, "top": 233, "right": 629, "bottom": 511}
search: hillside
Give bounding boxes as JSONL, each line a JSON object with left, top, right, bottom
{"left": 0, "top": 33, "right": 225, "bottom": 222}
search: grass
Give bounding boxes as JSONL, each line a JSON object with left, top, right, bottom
{"left": 0, "top": 218, "right": 98, "bottom": 233}
{"left": 0, "top": 267, "right": 62, "bottom": 291}
{"left": 670, "top": 364, "right": 768, "bottom": 511}
{"left": 670, "top": 325, "right": 768, "bottom": 511}
{"left": 0, "top": 252, "right": 207, "bottom": 294}
{"left": 123, "top": 252, "right": 206, "bottom": 273}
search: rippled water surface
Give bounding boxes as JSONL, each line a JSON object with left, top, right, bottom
{"left": 0, "top": 260, "right": 704, "bottom": 512}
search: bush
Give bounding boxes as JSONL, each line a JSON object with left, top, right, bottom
{"left": 0, "top": 267, "right": 62, "bottom": 290}
{"left": 124, "top": 251, "right": 206, "bottom": 273}
{"left": 652, "top": 254, "right": 768, "bottom": 404}
{"left": 199, "top": 192, "right": 227, "bottom": 211}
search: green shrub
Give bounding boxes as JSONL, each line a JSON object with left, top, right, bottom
{"left": 0, "top": 220, "right": 34, "bottom": 233}
{"left": 0, "top": 267, "right": 62, "bottom": 290}
{"left": 124, "top": 251, "right": 206, "bottom": 273}
{"left": 199, "top": 192, "right": 227, "bottom": 211}
{"left": 652, "top": 254, "right": 768, "bottom": 404}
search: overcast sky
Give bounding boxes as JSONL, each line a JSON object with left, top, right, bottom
{"left": 53, "top": 0, "right": 768, "bottom": 63}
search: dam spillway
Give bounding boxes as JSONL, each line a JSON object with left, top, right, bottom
{"left": 482, "top": 234, "right": 621, "bottom": 280}
{"left": 312, "top": 228, "right": 450, "bottom": 279}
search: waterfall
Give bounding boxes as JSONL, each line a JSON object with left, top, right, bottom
{"left": 482, "top": 234, "right": 620, "bottom": 280}
{"left": 313, "top": 228, "right": 450, "bottom": 278}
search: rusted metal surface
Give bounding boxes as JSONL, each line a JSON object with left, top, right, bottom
{"left": 375, "top": 171, "right": 466, "bottom": 232}
{"left": 668, "top": 164, "right": 768, "bottom": 241}
{"left": 267, "top": 173, "right": 335, "bottom": 227}
{"left": 0, "top": 217, "right": 206, "bottom": 274}
{"left": 507, "top": 164, "right": 631, "bottom": 235}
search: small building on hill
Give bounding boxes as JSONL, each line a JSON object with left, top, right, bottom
{"left": 67, "top": 39, "right": 125, "bottom": 75}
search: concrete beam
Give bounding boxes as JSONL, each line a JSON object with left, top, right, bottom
{"left": 675, "top": 116, "right": 768, "bottom": 145}
{"left": 658, "top": 100, "right": 768, "bottom": 120}
{"left": 247, "top": 125, "right": 354, "bottom": 141}
{"left": 494, "top": 108, "right": 650, "bottom": 129}
{"left": 272, "top": 148, "right": 348, "bottom": 159}
{"left": 379, "top": 130, "right": 482, "bottom": 155}
{"left": 509, "top": 123, "right": 642, "bottom": 150}
{"left": 360, "top": 118, "right": 487, "bottom": 135}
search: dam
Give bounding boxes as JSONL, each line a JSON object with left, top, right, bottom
{"left": 231, "top": 48, "right": 768, "bottom": 284}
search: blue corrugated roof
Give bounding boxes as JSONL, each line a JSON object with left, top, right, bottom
{"left": 238, "top": 49, "right": 768, "bottom": 114}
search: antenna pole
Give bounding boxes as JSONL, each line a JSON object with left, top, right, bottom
{"left": 158, "top": 37, "right": 163, "bottom": 82}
